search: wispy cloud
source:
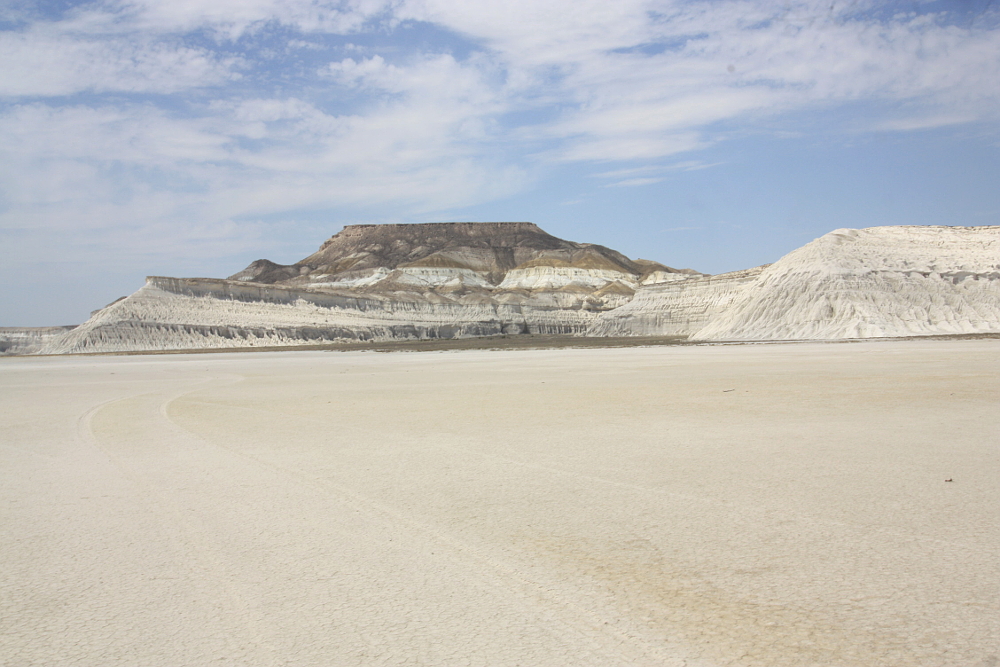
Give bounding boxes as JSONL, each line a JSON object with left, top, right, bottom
{"left": 595, "top": 160, "right": 723, "bottom": 179}
{"left": 0, "top": 25, "right": 238, "bottom": 96}
{"left": 604, "top": 176, "right": 666, "bottom": 187}
{"left": 595, "top": 159, "right": 724, "bottom": 186}
{"left": 874, "top": 112, "right": 981, "bottom": 132}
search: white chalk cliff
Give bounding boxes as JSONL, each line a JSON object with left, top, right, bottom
{"left": 15, "top": 223, "right": 1000, "bottom": 354}
{"left": 591, "top": 225, "right": 1000, "bottom": 340}
{"left": 0, "top": 326, "right": 76, "bottom": 355}
{"left": 587, "top": 266, "right": 766, "bottom": 338}
{"left": 36, "top": 223, "right": 687, "bottom": 354}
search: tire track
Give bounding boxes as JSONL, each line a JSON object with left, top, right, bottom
{"left": 76, "top": 372, "right": 285, "bottom": 665}
{"left": 161, "top": 390, "right": 699, "bottom": 667}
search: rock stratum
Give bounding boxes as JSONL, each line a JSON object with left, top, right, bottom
{"left": 8, "top": 222, "right": 999, "bottom": 354}
{"left": 594, "top": 225, "right": 1000, "bottom": 340}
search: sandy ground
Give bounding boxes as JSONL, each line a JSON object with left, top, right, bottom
{"left": 1, "top": 341, "right": 998, "bottom": 666}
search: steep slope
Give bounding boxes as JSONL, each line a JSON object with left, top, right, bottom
{"left": 694, "top": 226, "right": 1000, "bottom": 340}
{"left": 590, "top": 225, "right": 1000, "bottom": 341}
{"left": 42, "top": 277, "right": 599, "bottom": 354}
{"left": 0, "top": 326, "right": 77, "bottom": 355}
{"left": 41, "top": 223, "right": 689, "bottom": 354}
{"left": 229, "top": 223, "right": 688, "bottom": 308}
{"left": 587, "top": 267, "right": 766, "bottom": 337}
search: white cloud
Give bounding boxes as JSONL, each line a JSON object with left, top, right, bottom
{"left": 103, "top": 0, "right": 393, "bottom": 38}
{"left": 0, "top": 104, "right": 229, "bottom": 168}
{"left": 287, "top": 38, "right": 323, "bottom": 50}
{"left": 551, "top": 132, "right": 706, "bottom": 162}
{"left": 0, "top": 26, "right": 237, "bottom": 96}
{"left": 594, "top": 160, "right": 723, "bottom": 180}
{"left": 874, "top": 112, "right": 981, "bottom": 132}
{"left": 597, "top": 159, "right": 723, "bottom": 186}
{"left": 0, "top": 86, "right": 529, "bottom": 267}
{"left": 386, "top": 0, "right": 1000, "bottom": 162}
{"left": 605, "top": 176, "right": 666, "bottom": 188}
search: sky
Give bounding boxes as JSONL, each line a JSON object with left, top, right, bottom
{"left": 1, "top": 0, "right": 999, "bottom": 326}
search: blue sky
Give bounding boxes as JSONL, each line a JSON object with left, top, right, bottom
{"left": 2, "top": 0, "right": 998, "bottom": 326}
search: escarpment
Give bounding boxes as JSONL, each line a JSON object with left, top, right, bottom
{"left": 37, "top": 223, "right": 690, "bottom": 354}
{"left": 693, "top": 226, "right": 1000, "bottom": 340}
{"left": 590, "top": 226, "right": 1000, "bottom": 341}
{"left": 16, "top": 223, "right": 1000, "bottom": 355}
{"left": 233, "top": 222, "right": 661, "bottom": 293}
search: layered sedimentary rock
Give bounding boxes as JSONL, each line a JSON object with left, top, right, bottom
{"left": 592, "top": 225, "right": 1000, "bottom": 340}
{"left": 0, "top": 326, "right": 77, "bottom": 355}
{"left": 38, "top": 223, "right": 690, "bottom": 354}
{"left": 231, "top": 222, "right": 680, "bottom": 301}
{"left": 587, "top": 267, "right": 766, "bottom": 337}
{"left": 41, "top": 277, "right": 599, "bottom": 354}
{"left": 19, "top": 223, "right": 1000, "bottom": 354}
{"left": 695, "top": 226, "right": 1000, "bottom": 340}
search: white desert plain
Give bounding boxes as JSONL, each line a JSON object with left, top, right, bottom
{"left": 2, "top": 339, "right": 998, "bottom": 666}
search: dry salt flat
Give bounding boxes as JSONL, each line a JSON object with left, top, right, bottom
{"left": 1, "top": 341, "right": 998, "bottom": 667}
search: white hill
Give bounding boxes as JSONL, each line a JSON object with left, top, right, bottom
{"left": 587, "top": 266, "right": 765, "bottom": 338}
{"left": 40, "top": 276, "right": 598, "bottom": 354}
{"left": 592, "top": 225, "right": 1000, "bottom": 340}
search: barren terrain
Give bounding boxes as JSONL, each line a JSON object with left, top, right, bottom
{"left": 2, "top": 341, "right": 998, "bottom": 666}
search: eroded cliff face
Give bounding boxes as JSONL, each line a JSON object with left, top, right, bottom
{"left": 588, "top": 267, "right": 766, "bottom": 337}
{"left": 23, "top": 223, "right": 1000, "bottom": 354}
{"left": 592, "top": 225, "right": 1000, "bottom": 341}
{"left": 693, "top": 226, "right": 1000, "bottom": 340}
{"left": 39, "top": 223, "right": 689, "bottom": 354}
{"left": 0, "top": 326, "right": 77, "bottom": 355}
{"left": 42, "top": 278, "right": 599, "bottom": 354}
{"left": 230, "top": 222, "right": 677, "bottom": 295}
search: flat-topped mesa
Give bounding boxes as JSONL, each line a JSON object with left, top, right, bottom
{"left": 21, "top": 221, "right": 702, "bottom": 355}
{"left": 232, "top": 222, "right": 674, "bottom": 288}
{"left": 314, "top": 222, "right": 563, "bottom": 259}
{"left": 333, "top": 221, "right": 548, "bottom": 241}
{"left": 302, "top": 222, "right": 624, "bottom": 280}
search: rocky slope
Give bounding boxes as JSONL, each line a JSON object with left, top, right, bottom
{"left": 587, "top": 266, "right": 767, "bottom": 337}
{"left": 17, "top": 223, "right": 1000, "bottom": 354}
{"left": 40, "top": 276, "right": 600, "bottom": 354}
{"left": 229, "top": 222, "right": 685, "bottom": 308}
{"left": 0, "top": 326, "right": 77, "bottom": 355}
{"left": 695, "top": 226, "right": 1000, "bottom": 340}
{"left": 36, "top": 223, "right": 691, "bottom": 354}
{"left": 592, "top": 225, "right": 1000, "bottom": 340}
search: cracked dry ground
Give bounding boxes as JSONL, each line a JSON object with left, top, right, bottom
{"left": 2, "top": 341, "right": 998, "bottom": 666}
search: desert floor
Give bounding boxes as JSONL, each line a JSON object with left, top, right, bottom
{"left": 2, "top": 340, "right": 998, "bottom": 666}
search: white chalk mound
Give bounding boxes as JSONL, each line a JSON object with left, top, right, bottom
{"left": 587, "top": 266, "right": 765, "bottom": 337}
{"left": 0, "top": 326, "right": 76, "bottom": 355}
{"left": 593, "top": 225, "right": 1000, "bottom": 340}
{"left": 41, "top": 277, "right": 597, "bottom": 354}
{"left": 697, "top": 226, "right": 1000, "bottom": 339}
